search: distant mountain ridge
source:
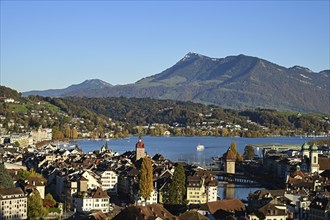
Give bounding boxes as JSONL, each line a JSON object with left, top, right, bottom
{"left": 23, "top": 79, "right": 113, "bottom": 97}
{"left": 22, "top": 53, "right": 330, "bottom": 113}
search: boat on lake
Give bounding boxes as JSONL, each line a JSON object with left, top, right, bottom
{"left": 196, "top": 144, "right": 205, "bottom": 151}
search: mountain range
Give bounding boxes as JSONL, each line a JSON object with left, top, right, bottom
{"left": 23, "top": 52, "right": 330, "bottom": 113}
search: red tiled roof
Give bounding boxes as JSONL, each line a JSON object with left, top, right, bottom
{"left": 136, "top": 141, "right": 145, "bottom": 149}
{"left": 290, "top": 170, "right": 305, "bottom": 178}
{"left": 224, "top": 148, "right": 236, "bottom": 161}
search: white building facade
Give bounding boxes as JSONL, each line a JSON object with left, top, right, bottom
{"left": 0, "top": 187, "right": 27, "bottom": 220}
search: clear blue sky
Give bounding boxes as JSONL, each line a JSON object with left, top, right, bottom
{"left": 1, "top": 1, "right": 329, "bottom": 92}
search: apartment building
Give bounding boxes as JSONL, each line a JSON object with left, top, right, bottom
{"left": 0, "top": 187, "right": 27, "bottom": 220}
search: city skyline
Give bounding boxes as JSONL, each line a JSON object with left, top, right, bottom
{"left": 1, "top": 1, "right": 329, "bottom": 92}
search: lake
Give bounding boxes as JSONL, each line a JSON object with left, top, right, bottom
{"left": 72, "top": 136, "right": 319, "bottom": 200}
{"left": 73, "top": 136, "right": 318, "bottom": 164}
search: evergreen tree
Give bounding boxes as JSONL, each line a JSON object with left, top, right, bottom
{"left": 28, "top": 190, "right": 48, "bottom": 219}
{"left": 0, "top": 163, "right": 14, "bottom": 189}
{"left": 139, "top": 157, "right": 153, "bottom": 202}
{"left": 168, "top": 163, "right": 186, "bottom": 204}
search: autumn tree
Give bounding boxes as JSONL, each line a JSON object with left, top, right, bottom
{"left": 65, "top": 127, "right": 71, "bottom": 138}
{"left": 52, "top": 126, "right": 64, "bottom": 140}
{"left": 244, "top": 145, "right": 255, "bottom": 160}
{"left": 28, "top": 190, "right": 48, "bottom": 219}
{"left": 71, "top": 127, "right": 78, "bottom": 139}
{"left": 0, "top": 163, "right": 14, "bottom": 189}
{"left": 236, "top": 152, "right": 244, "bottom": 162}
{"left": 43, "top": 193, "right": 56, "bottom": 208}
{"left": 168, "top": 163, "right": 186, "bottom": 204}
{"left": 139, "top": 156, "right": 153, "bottom": 202}
{"left": 230, "top": 141, "right": 237, "bottom": 155}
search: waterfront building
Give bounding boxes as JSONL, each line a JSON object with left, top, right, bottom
{"left": 8, "top": 133, "right": 33, "bottom": 148}
{"left": 224, "top": 148, "right": 236, "bottom": 174}
{"left": 186, "top": 170, "right": 218, "bottom": 204}
{"left": 30, "top": 126, "right": 52, "bottom": 144}
{"left": 0, "top": 187, "right": 27, "bottom": 220}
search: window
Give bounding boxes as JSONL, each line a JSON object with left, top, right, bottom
{"left": 314, "top": 156, "right": 316, "bottom": 163}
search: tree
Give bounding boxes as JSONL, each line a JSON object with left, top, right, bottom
{"left": 52, "top": 126, "right": 64, "bottom": 140}
{"left": 71, "top": 127, "right": 78, "bottom": 139}
{"left": 236, "top": 152, "right": 244, "bottom": 162}
{"left": 14, "top": 141, "right": 20, "bottom": 148}
{"left": 221, "top": 128, "right": 229, "bottom": 137}
{"left": 0, "top": 163, "right": 14, "bottom": 189}
{"left": 65, "top": 127, "right": 71, "bottom": 138}
{"left": 28, "top": 190, "right": 48, "bottom": 219}
{"left": 19, "top": 169, "right": 30, "bottom": 181}
{"left": 43, "top": 193, "right": 56, "bottom": 208}
{"left": 139, "top": 157, "right": 153, "bottom": 202}
{"left": 244, "top": 145, "right": 255, "bottom": 160}
{"left": 168, "top": 163, "right": 186, "bottom": 204}
{"left": 230, "top": 141, "right": 237, "bottom": 155}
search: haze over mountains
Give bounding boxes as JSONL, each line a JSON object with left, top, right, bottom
{"left": 23, "top": 52, "right": 330, "bottom": 113}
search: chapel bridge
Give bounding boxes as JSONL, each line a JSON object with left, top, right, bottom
{"left": 211, "top": 170, "right": 260, "bottom": 185}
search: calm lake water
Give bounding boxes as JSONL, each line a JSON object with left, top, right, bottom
{"left": 72, "top": 136, "right": 320, "bottom": 200}
{"left": 73, "top": 136, "right": 318, "bottom": 164}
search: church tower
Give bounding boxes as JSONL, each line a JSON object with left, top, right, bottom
{"left": 310, "top": 143, "right": 319, "bottom": 174}
{"left": 301, "top": 142, "right": 310, "bottom": 159}
{"left": 136, "top": 136, "right": 146, "bottom": 161}
{"left": 224, "top": 148, "right": 236, "bottom": 174}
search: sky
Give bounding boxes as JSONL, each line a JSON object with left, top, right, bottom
{"left": 0, "top": 1, "right": 329, "bottom": 92}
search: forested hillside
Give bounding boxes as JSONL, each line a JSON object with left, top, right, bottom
{"left": 1, "top": 86, "right": 329, "bottom": 138}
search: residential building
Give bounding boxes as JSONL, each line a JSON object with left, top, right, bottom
{"left": 249, "top": 202, "right": 287, "bottom": 220}
{"left": 186, "top": 170, "right": 218, "bottom": 204}
{"left": 112, "top": 204, "right": 175, "bottom": 220}
{"left": 9, "top": 133, "right": 33, "bottom": 148}
{"left": 24, "top": 176, "right": 47, "bottom": 199}
{"left": 98, "top": 170, "right": 118, "bottom": 194}
{"left": 199, "top": 199, "right": 246, "bottom": 219}
{"left": 135, "top": 187, "right": 158, "bottom": 205}
{"left": 75, "top": 187, "right": 110, "bottom": 214}
{"left": 0, "top": 187, "right": 27, "bottom": 220}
